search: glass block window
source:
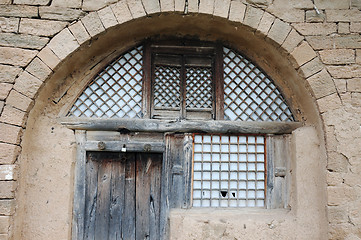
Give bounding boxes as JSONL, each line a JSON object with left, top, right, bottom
{"left": 192, "top": 134, "right": 266, "bottom": 208}
{"left": 68, "top": 46, "right": 143, "bottom": 118}
{"left": 223, "top": 47, "right": 294, "bottom": 121}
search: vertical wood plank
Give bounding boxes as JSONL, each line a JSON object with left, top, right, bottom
{"left": 136, "top": 154, "right": 151, "bottom": 240}
{"left": 72, "top": 130, "right": 86, "bottom": 240}
{"left": 109, "top": 155, "right": 125, "bottom": 240}
{"left": 214, "top": 43, "right": 224, "bottom": 120}
{"left": 94, "top": 156, "right": 113, "bottom": 240}
{"left": 143, "top": 41, "right": 152, "bottom": 119}
{"left": 148, "top": 153, "right": 162, "bottom": 240}
{"left": 183, "top": 134, "right": 193, "bottom": 208}
{"left": 266, "top": 136, "right": 274, "bottom": 209}
{"left": 122, "top": 153, "right": 136, "bottom": 239}
{"left": 169, "top": 134, "right": 185, "bottom": 208}
{"left": 84, "top": 152, "right": 99, "bottom": 240}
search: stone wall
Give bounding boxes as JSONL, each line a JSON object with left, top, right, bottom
{"left": 0, "top": 0, "right": 360, "bottom": 239}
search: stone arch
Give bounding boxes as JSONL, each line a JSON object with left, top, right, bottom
{"left": 5, "top": 1, "right": 330, "bottom": 239}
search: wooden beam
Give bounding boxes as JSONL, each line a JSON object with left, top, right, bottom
{"left": 59, "top": 118, "right": 303, "bottom": 134}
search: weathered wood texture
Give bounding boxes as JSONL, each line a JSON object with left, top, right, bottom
{"left": 266, "top": 135, "right": 291, "bottom": 209}
{"left": 80, "top": 152, "right": 163, "bottom": 240}
{"left": 60, "top": 117, "right": 302, "bottom": 134}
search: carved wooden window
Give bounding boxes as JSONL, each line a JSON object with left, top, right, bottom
{"left": 67, "top": 41, "right": 294, "bottom": 122}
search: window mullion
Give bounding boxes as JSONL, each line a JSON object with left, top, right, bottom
{"left": 180, "top": 55, "right": 186, "bottom": 119}
{"left": 214, "top": 43, "right": 224, "bottom": 120}
{"left": 143, "top": 41, "right": 152, "bottom": 119}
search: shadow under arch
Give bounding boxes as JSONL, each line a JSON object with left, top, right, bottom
{"left": 13, "top": 12, "right": 327, "bottom": 240}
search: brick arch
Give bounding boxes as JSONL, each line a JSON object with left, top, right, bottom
{"left": 3, "top": 1, "right": 330, "bottom": 239}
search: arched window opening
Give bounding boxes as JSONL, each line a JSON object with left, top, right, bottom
{"left": 67, "top": 41, "right": 294, "bottom": 122}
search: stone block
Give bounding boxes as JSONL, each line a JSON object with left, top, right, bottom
{"left": 271, "top": 0, "right": 313, "bottom": 9}
{"left": 246, "top": 0, "right": 271, "bottom": 7}
{"left": 267, "top": 19, "right": 291, "bottom": 45}
{"left": 187, "top": 0, "right": 199, "bottom": 13}
{"left": 319, "top": 49, "right": 355, "bottom": 65}
{"left": 350, "top": 22, "right": 361, "bottom": 33}
{"left": 314, "top": 0, "right": 350, "bottom": 9}
{"left": 305, "top": 10, "right": 325, "bottom": 23}
{"left": 266, "top": 7, "right": 304, "bottom": 23}
{"left": 299, "top": 57, "right": 323, "bottom": 78}
{"left": 326, "top": 9, "right": 361, "bottom": 22}
{"left": 0, "top": 181, "right": 16, "bottom": 198}
{"left": 292, "top": 23, "right": 337, "bottom": 36}
{"left": 0, "top": 165, "right": 16, "bottom": 181}
{"left": 26, "top": 57, "right": 52, "bottom": 82}
{"left": 0, "top": 216, "right": 9, "bottom": 234}
{"left": 343, "top": 173, "right": 361, "bottom": 187}
{"left": 328, "top": 206, "right": 348, "bottom": 224}
{"left": 98, "top": 6, "right": 118, "bottom": 29}
{"left": 68, "top": 21, "right": 90, "bottom": 45}
{"left": 174, "top": 0, "right": 185, "bottom": 12}
{"left": 357, "top": 49, "right": 361, "bottom": 64}
{"left": 228, "top": 1, "right": 246, "bottom": 23}
{"left": 338, "top": 22, "right": 350, "bottom": 34}
{"left": 0, "top": 200, "right": 15, "bottom": 216}
{"left": 0, "top": 0, "right": 10, "bottom": 3}
{"left": 317, "top": 93, "right": 342, "bottom": 113}
{"left": 0, "top": 5, "right": 38, "bottom": 18}
{"left": 0, "top": 83, "right": 12, "bottom": 101}
{"left": 160, "top": 0, "right": 174, "bottom": 12}
{"left": 111, "top": 1, "right": 133, "bottom": 24}
{"left": 213, "top": 0, "right": 231, "bottom": 18}
{"left": 0, "top": 47, "right": 37, "bottom": 67}
{"left": 326, "top": 172, "right": 343, "bottom": 186}
{"left": 351, "top": 0, "right": 361, "bottom": 9}
{"left": 39, "top": 7, "right": 85, "bottom": 21}
{"left": 328, "top": 65, "right": 361, "bottom": 79}
{"left": 334, "top": 79, "right": 347, "bottom": 93}
{"left": 142, "top": 0, "right": 160, "bottom": 14}
{"left": 199, "top": 0, "right": 214, "bottom": 14}
{"left": 0, "top": 33, "right": 49, "bottom": 50}
{"left": 6, "top": 90, "right": 32, "bottom": 112}
{"left": 82, "top": 0, "right": 117, "bottom": 11}
{"left": 81, "top": 12, "right": 105, "bottom": 37}
{"left": 347, "top": 78, "right": 361, "bottom": 92}
{"left": 0, "top": 105, "right": 27, "bottom": 127}
{"left": 307, "top": 69, "right": 336, "bottom": 99}
{"left": 257, "top": 11, "right": 274, "bottom": 35}
{"left": 327, "top": 151, "right": 348, "bottom": 173}
{"left": 306, "top": 35, "right": 361, "bottom": 50}
{"left": 19, "top": 18, "right": 68, "bottom": 37}
{"left": 127, "top": 0, "right": 146, "bottom": 19}
{"left": 48, "top": 28, "right": 80, "bottom": 60}
{"left": 0, "top": 101, "right": 3, "bottom": 115}
{"left": 291, "top": 41, "right": 317, "bottom": 67}
{"left": 0, "top": 17, "right": 19, "bottom": 33}
{"left": 37, "top": 46, "right": 61, "bottom": 70}
{"left": 13, "top": 0, "right": 50, "bottom": 5}
{"left": 351, "top": 92, "right": 361, "bottom": 107}
{"left": 0, "top": 65, "right": 21, "bottom": 84}
{"left": 0, "top": 143, "right": 21, "bottom": 165}
{"left": 51, "top": 0, "right": 82, "bottom": 8}
{"left": 281, "top": 29, "right": 304, "bottom": 53}
{"left": 327, "top": 186, "right": 347, "bottom": 206}
{"left": 243, "top": 6, "right": 264, "bottom": 30}
{"left": 13, "top": 71, "right": 43, "bottom": 99}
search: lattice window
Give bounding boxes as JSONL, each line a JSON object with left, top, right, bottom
{"left": 68, "top": 46, "right": 143, "bottom": 118}
{"left": 223, "top": 47, "right": 294, "bottom": 121}
{"left": 153, "top": 65, "right": 181, "bottom": 109}
{"left": 192, "top": 134, "right": 266, "bottom": 208}
{"left": 186, "top": 67, "right": 213, "bottom": 109}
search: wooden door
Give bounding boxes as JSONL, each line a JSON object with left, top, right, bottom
{"left": 84, "top": 151, "right": 162, "bottom": 240}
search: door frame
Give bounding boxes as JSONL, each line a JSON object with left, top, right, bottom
{"left": 71, "top": 130, "right": 169, "bottom": 240}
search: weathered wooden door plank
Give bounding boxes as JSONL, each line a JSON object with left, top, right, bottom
{"left": 122, "top": 154, "right": 136, "bottom": 239}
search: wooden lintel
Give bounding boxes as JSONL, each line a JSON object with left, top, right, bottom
{"left": 59, "top": 117, "right": 303, "bottom": 134}
{"left": 84, "top": 141, "right": 165, "bottom": 153}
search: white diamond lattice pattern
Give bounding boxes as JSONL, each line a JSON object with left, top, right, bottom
{"left": 223, "top": 47, "right": 294, "bottom": 121}
{"left": 193, "top": 134, "right": 265, "bottom": 208}
{"left": 68, "top": 46, "right": 143, "bottom": 118}
{"left": 186, "top": 67, "right": 213, "bottom": 109}
{"left": 153, "top": 65, "right": 181, "bottom": 108}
